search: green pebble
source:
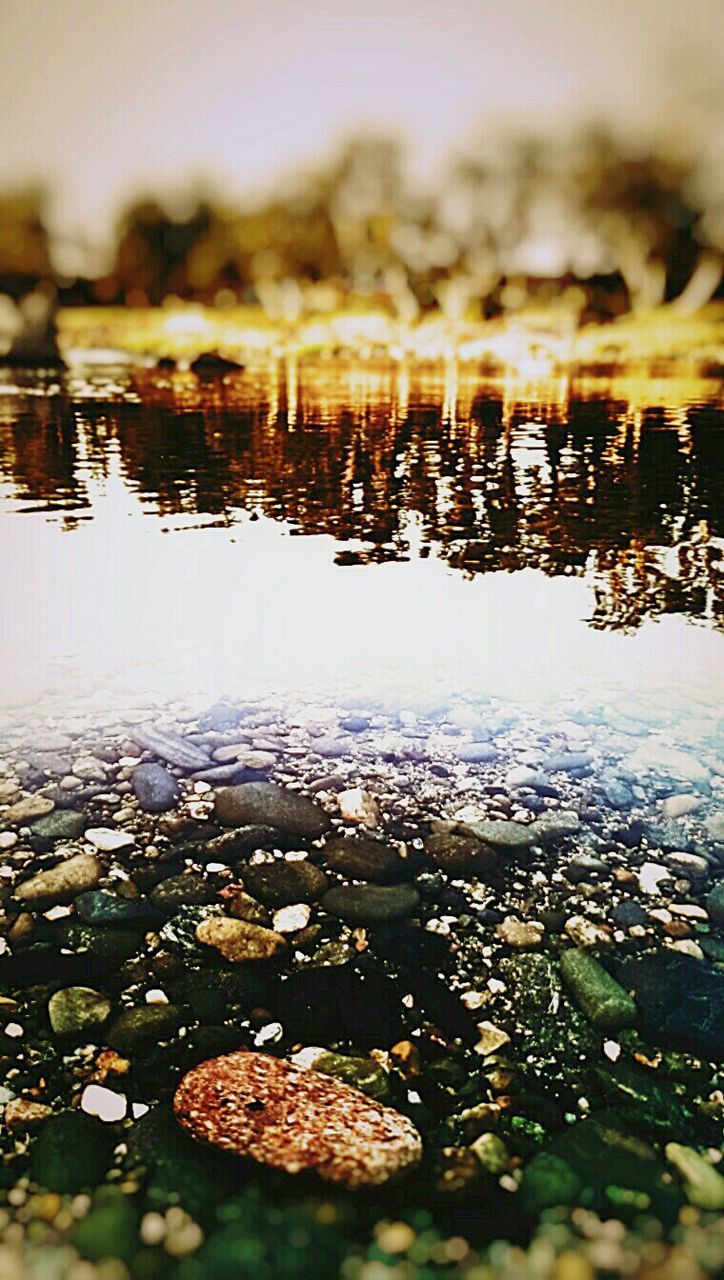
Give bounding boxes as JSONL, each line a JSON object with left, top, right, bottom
{"left": 30, "top": 1112, "right": 114, "bottom": 1193}
{"left": 518, "top": 1152, "right": 582, "bottom": 1215}
{"left": 107, "top": 1004, "right": 184, "bottom": 1055}
{"left": 70, "top": 1189, "right": 140, "bottom": 1263}
{"left": 665, "top": 1143, "right": 724, "bottom": 1211}
{"left": 560, "top": 948, "right": 637, "bottom": 1031}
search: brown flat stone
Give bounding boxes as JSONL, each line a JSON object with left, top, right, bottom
{"left": 195, "top": 916, "right": 287, "bottom": 962}
{"left": 174, "top": 1050, "right": 422, "bottom": 1188}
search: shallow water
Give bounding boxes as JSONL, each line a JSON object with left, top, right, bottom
{"left": 1, "top": 357, "right": 724, "bottom": 1276}
{"left": 0, "top": 359, "right": 722, "bottom": 730}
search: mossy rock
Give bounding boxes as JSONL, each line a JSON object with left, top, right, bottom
{"left": 70, "top": 1187, "right": 140, "bottom": 1263}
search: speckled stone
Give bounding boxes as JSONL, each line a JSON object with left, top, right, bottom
{"left": 215, "top": 783, "right": 331, "bottom": 839}
{"left": 195, "top": 915, "right": 287, "bottom": 962}
{"left": 174, "top": 1050, "right": 422, "bottom": 1187}
{"left": 322, "top": 883, "right": 420, "bottom": 924}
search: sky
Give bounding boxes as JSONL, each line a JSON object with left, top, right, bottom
{"left": 1, "top": 0, "right": 723, "bottom": 263}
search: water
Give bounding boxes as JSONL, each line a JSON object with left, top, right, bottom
{"left": 1, "top": 359, "right": 722, "bottom": 730}
{"left": 1, "top": 356, "right": 724, "bottom": 1274}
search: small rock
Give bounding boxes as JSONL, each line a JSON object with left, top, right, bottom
{"left": 705, "top": 881, "right": 724, "bottom": 927}
{"left": 130, "top": 726, "right": 209, "bottom": 770}
{"left": 474, "top": 1021, "right": 511, "bottom": 1056}
{"left": 29, "top": 810, "right": 87, "bottom": 842}
{"left": 107, "top": 1005, "right": 184, "bottom": 1055}
{"left": 337, "top": 787, "right": 382, "bottom": 828}
{"left": 272, "top": 904, "right": 312, "bottom": 933}
{"left": 665, "top": 1142, "right": 724, "bottom": 1211}
{"left": 662, "top": 794, "right": 702, "bottom": 819}
{"left": 560, "top": 949, "right": 636, "bottom": 1031}
{"left": 704, "top": 812, "right": 724, "bottom": 843}
{"left": 322, "top": 883, "right": 420, "bottom": 924}
{"left": 48, "top": 987, "right": 112, "bottom": 1038}
{"left": 496, "top": 917, "right": 543, "bottom": 949}
{"left": 3, "top": 794, "right": 55, "bottom": 824}
{"left": 243, "top": 860, "right": 328, "bottom": 907}
{"left": 564, "top": 916, "right": 612, "bottom": 948}
{"left": 15, "top": 853, "right": 102, "bottom": 905}
{"left": 425, "top": 832, "right": 497, "bottom": 878}
{"left": 196, "top": 915, "right": 287, "bottom": 962}
{"left": 290, "top": 1047, "right": 391, "bottom": 1100}
{"left": 215, "top": 783, "right": 331, "bottom": 839}
{"left": 174, "top": 1051, "right": 422, "bottom": 1187}
{"left": 4, "top": 1098, "right": 52, "bottom": 1129}
{"left": 150, "top": 873, "right": 218, "bottom": 916}
{"left": 131, "top": 763, "right": 179, "bottom": 813}
{"left": 85, "top": 828, "right": 136, "bottom": 852}
{"left": 322, "top": 836, "right": 403, "bottom": 883}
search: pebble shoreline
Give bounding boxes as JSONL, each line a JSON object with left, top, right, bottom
{"left": 0, "top": 689, "right": 723, "bottom": 1277}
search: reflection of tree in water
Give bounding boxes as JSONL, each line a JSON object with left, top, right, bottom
{"left": 0, "top": 374, "right": 721, "bottom": 631}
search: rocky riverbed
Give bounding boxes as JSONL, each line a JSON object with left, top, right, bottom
{"left": 0, "top": 691, "right": 723, "bottom": 1279}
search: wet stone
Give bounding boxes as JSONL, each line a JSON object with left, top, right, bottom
{"left": 322, "top": 882, "right": 420, "bottom": 924}
{"left": 425, "top": 832, "right": 497, "bottom": 878}
{"left": 107, "top": 1004, "right": 184, "bottom": 1055}
{"left": 173, "top": 1050, "right": 422, "bottom": 1187}
{"left": 215, "top": 782, "right": 331, "bottom": 838}
{"left": 48, "top": 986, "right": 112, "bottom": 1038}
{"left": 705, "top": 880, "right": 724, "bottom": 926}
{"left": 129, "top": 725, "right": 210, "bottom": 770}
{"left": 193, "top": 825, "right": 284, "bottom": 864}
{"left": 242, "top": 859, "right": 328, "bottom": 906}
{"left": 131, "top": 762, "right": 179, "bottom": 813}
{"left": 149, "top": 872, "right": 219, "bottom": 915}
{"left": 30, "top": 1112, "right": 115, "bottom": 1194}
{"left": 322, "top": 836, "right": 403, "bottom": 883}
{"left": 28, "top": 810, "right": 87, "bottom": 843}
{"left": 617, "top": 951, "right": 724, "bottom": 1061}
{"left": 3, "top": 793, "right": 55, "bottom": 824}
{"left": 75, "top": 889, "right": 158, "bottom": 927}
{"left": 560, "top": 948, "right": 637, "bottom": 1031}
{"left": 195, "top": 915, "right": 287, "bottom": 963}
{"left": 15, "top": 852, "right": 102, "bottom": 905}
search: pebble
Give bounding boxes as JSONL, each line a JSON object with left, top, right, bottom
{"left": 564, "top": 916, "right": 612, "bottom": 948}
{"left": 560, "top": 949, "right": 636, "bottom": 1031}
{"left": 173, "top": 1051, "right": 422, "bottom": 1187}
{"left": 130, "top": 726, "right": 209, "bottom": 770}
{"left": 272, "top": 903, "right": 312, "bottom": 933}
{"left": 456, "top": 742, "right": 498, "bottom": 763}
{"left": 85, "top": 827, "right": 136, "bottom": 852}
{"left": 665, "top": 1143, "right": 724, "bottom": 1211}
{"left": 337, "top": 787, "right": 382, "bottom": 828}
{"left": 196, "top": 915, "right": 287, "bottom": 962}
{"left": 215, "top": 783, "right": 331, "bottom": 839}
{"left": 496, "top": 917, "right": 544, "bottom": 949}
{"left": 15, "top": 852, "right": 102, "bottom": 905}
{"left": 3, "top": 794, "right": 55, "bottom": 824}
{"left": 704, "top": 881, "right": 724, "bottom": 926}
{"left": 149, "top": 873, "right": 218, "bottom": 915}
{"left": 322, "top": 836, "right": 403, "bottom": 883}
{"left": 107, "top": 1005, "right": 184, "bottom": 1055}
{"left": 425, "top": 832, "right": 497, "bottom": 878}
{"left": 322, "top": 883, "right": 420, "bottom": 924}
{"left": 243, "top": 860, "right": 328, "bottom": 907}
{"left": 29, "top": 810, "right": 87, "bottom": 842}
{"left": 48, "top": 987, "right": 113, "bottom": 1038}
{"left": 661, "top": 794, "right": 702, "bottom": 819}
{"left": 3, "top": 1098, "right": 52, "bottom": 1130}
{"left": 704, "top": 812, "right": 724, "bottom": 842}
{"left": 131, "top": 763, "right": 179, "bottom": 813}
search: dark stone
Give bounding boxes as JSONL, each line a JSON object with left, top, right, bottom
{"left": 28, "top": 811, "right": 87, "bottom": 844}
{"left": 215, "top": 782, "right": 331, "bottom": 839}
{"left": 149, "top": 872, "right": 219, "bottom": 915}
{"left": 322, "top": 883, "right": 420, "bottom": 924}
{"left": 31, "top": 1112, "right": 114, "bottom": 1193}
{"left": 616, "top": 952, "right": 724, "bottom": 1061}
{"left": 75, "top": 890, "right": 160, "bottom": 927}
{"left": 107, "top": 1004, "right": 184, "bottom": 1055}
{"left": 131, "top": 762, "right": 179, "bottom": 813}
{"left": 425, "top": 832, "right": 497, "bottom": 878}
{"left": 275, "top": 965, "right": 406, "bottom": 1046}
{"left": 611, "top": 900, "right": 648, "bottom": 928}
{"left": 551, "top": 1112, "right": 683, "bottom": 1223}
{"left": 322, "top": 837, "right": 404, "bottom": 883}
{"left": 243, "top": 860, "right": 328, "bottom": 907}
